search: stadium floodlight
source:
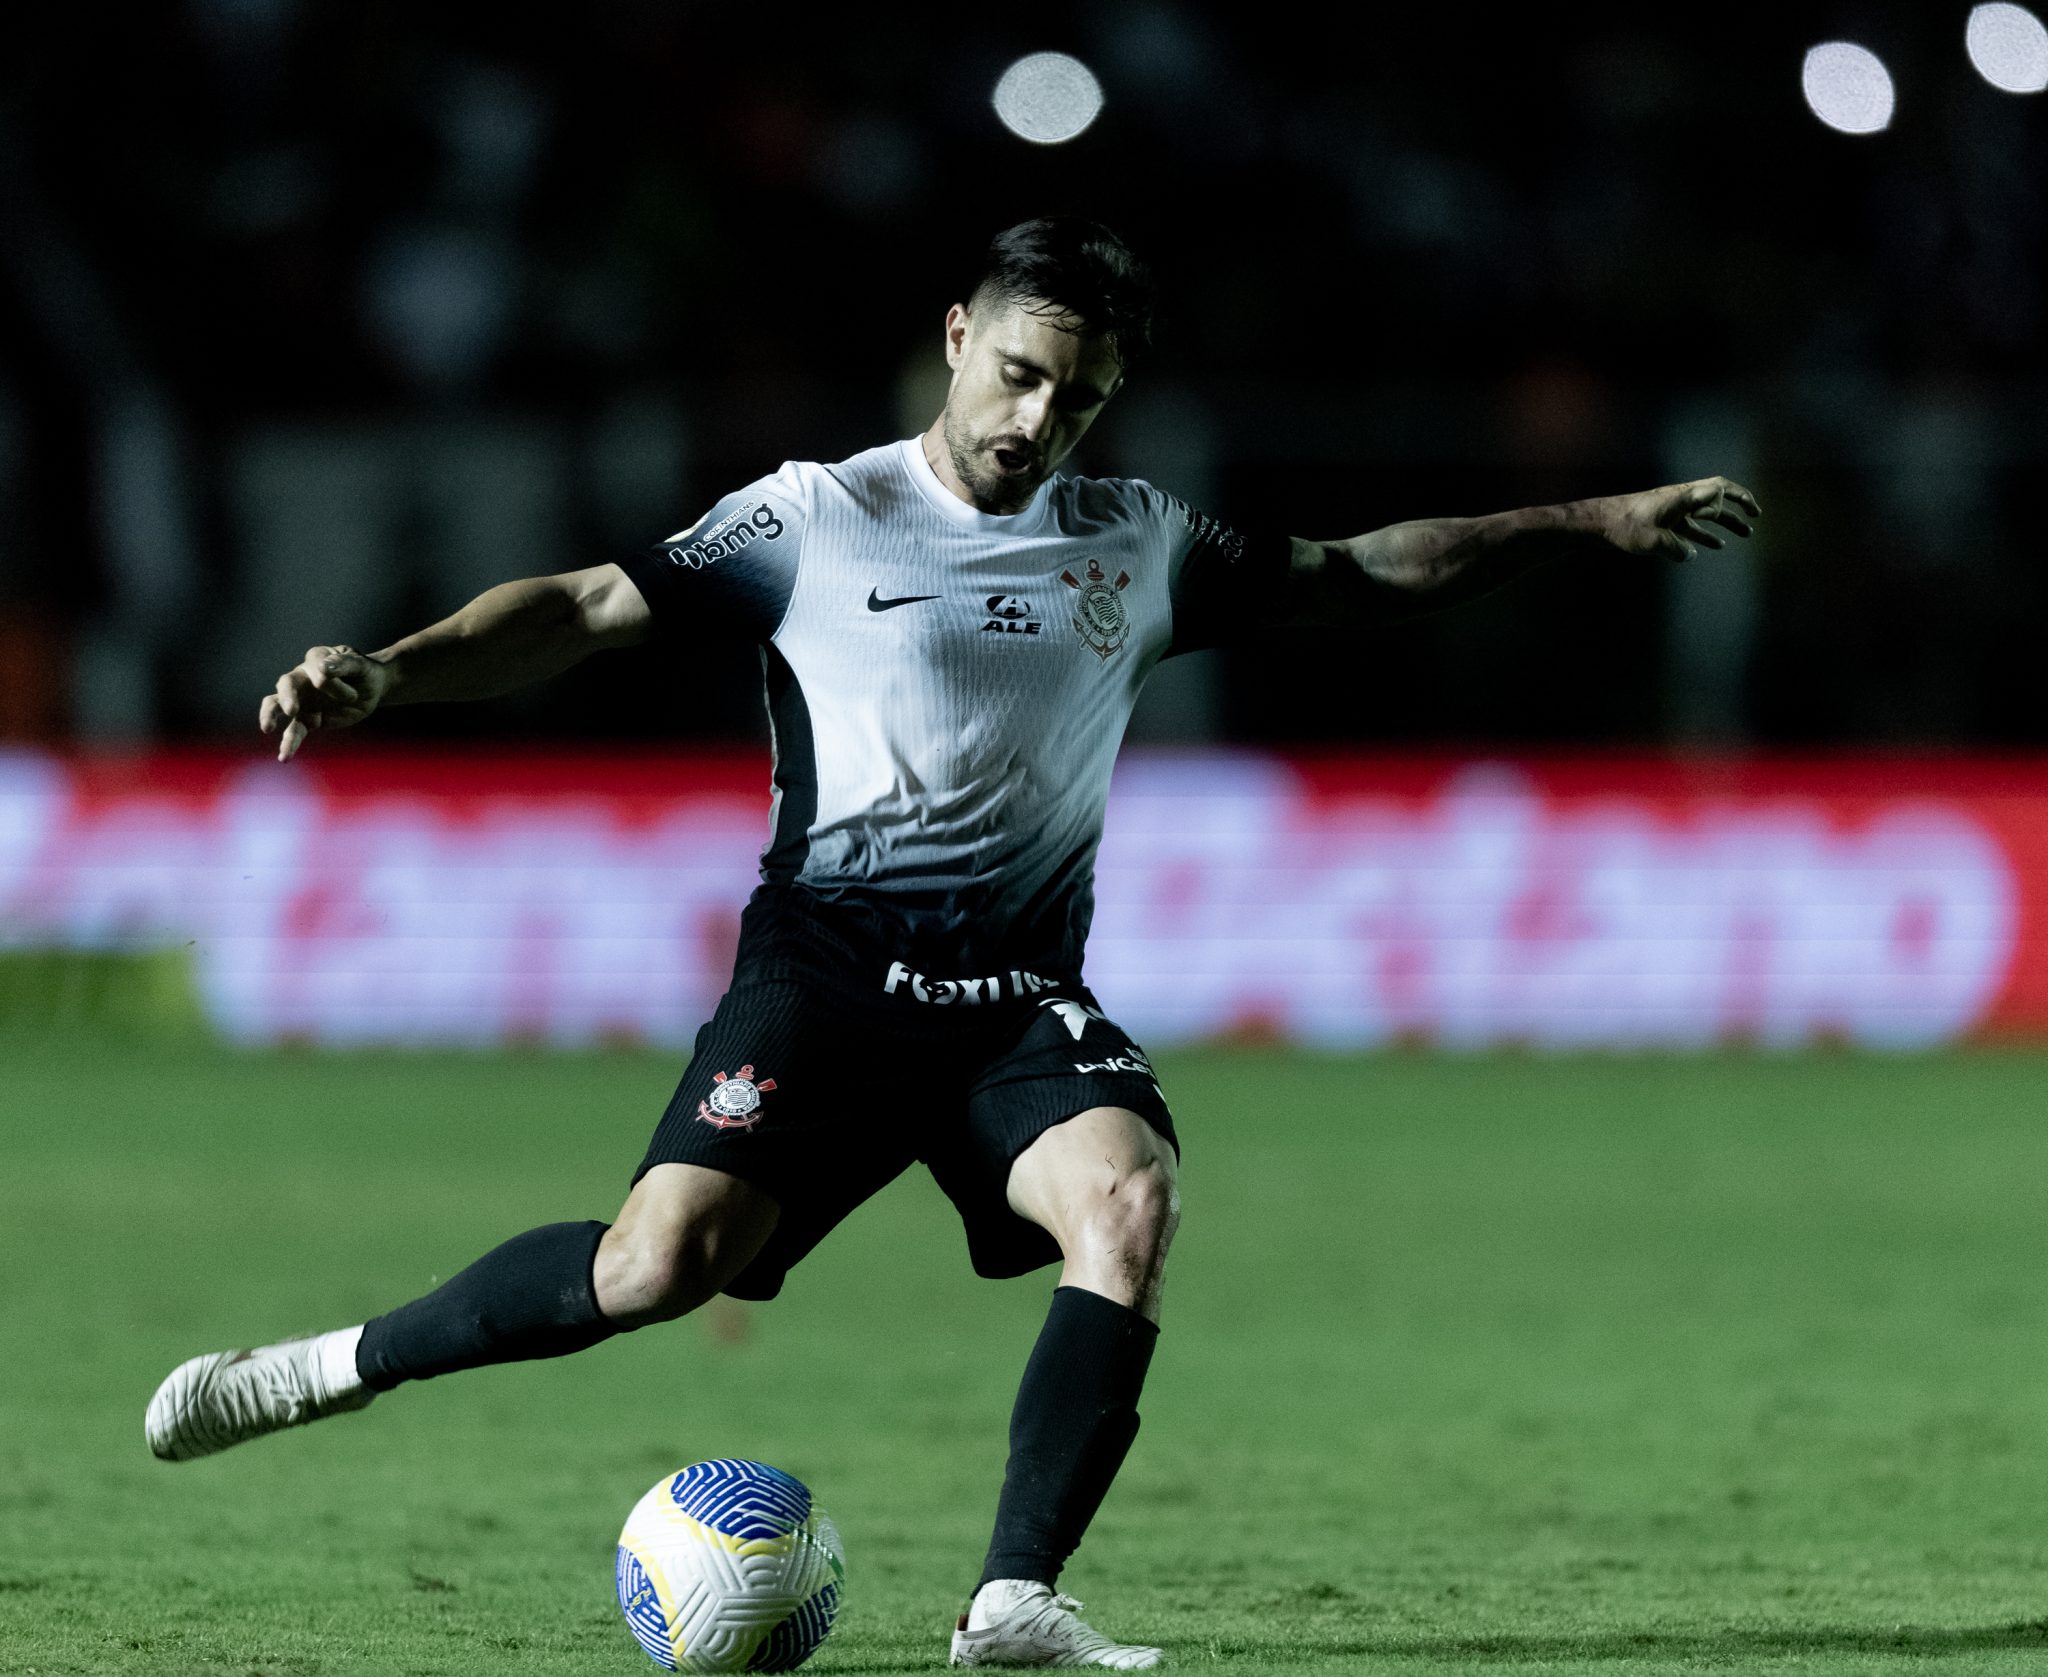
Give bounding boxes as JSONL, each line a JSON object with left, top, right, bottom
{"left": 1800, "top": 41, "right": 1896, "bottom": 134}
{"left": 992, "top": 52, "right": 1105, "bottom": 144}
{"left": 1966, "top": 3, "right": 2048, "bottom": 93}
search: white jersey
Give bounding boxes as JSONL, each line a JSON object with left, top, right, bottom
{"left": 619, "top": 438, "right": 1273, "bottom": 975}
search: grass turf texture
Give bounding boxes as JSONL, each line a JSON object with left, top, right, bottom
{"left": 2, "top": 1043, "right": 2047, "bottom": 1675}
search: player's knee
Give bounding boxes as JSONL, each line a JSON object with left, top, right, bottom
{"left": 593, "top": 1225, "right": 720, "bottom": 1328}
{"left": 1070, "top": 1162, "right": 1179, "bottom": 1279}
{"left": 596, "top": 1164, "right": 777, "bottom": 1328}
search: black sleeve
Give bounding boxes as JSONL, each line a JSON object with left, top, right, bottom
{"left": 1161, "top": 497, "right": 1294, "bottom": 658}
{"left": 616, "top": 471, "right": 807, "bottom": 642}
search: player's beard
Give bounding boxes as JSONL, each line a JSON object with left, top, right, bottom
{"left": 940, "top": 406, "right": 1044, "bottom": 515}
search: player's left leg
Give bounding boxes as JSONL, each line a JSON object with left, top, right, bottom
{"left": 951, "top": 1104, "right": 1175, "bottom": 1670}
{"left": 1005, "top": 1104, "right": 1178, "bottom": 1320}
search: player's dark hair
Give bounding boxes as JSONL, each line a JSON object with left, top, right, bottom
{"left": 967, "top": 218, "right": 1156, "bottom": 368}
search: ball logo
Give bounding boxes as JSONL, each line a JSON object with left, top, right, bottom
{"left": 697, "top": 1064, "right": 777, "bottom": 1130}
{"left": 1060, "top": 558, "right": 1131, "bottom": 659}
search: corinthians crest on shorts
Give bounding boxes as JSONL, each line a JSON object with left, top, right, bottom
{"left": 697, "top": 1064, "right": 777, "bottom": 1130}
{"left": 1060, "top": 557, "right": 1132, "bottom": 659}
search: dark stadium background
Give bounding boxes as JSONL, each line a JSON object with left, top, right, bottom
{"left": 4, "top": 2, "right": 2041, "bottom": 753}
{"left": 9, "top": 11, "right": 2048, "bottom": 1676}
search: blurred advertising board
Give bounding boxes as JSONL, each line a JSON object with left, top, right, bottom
{"left": 1, "top": 749, "right": 2040, "bottom": 1050}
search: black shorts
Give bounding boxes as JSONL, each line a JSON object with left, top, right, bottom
{"left": 632, "top": 926, "right": 1175, "bottom": 1301}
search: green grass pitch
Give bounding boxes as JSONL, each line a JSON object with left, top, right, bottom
{"left": 3, "top": 1040, "right": 2048, "bottom": 1675}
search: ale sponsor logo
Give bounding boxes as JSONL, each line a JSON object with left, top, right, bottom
{"left": 981, "top": 595, "right": 1042, "bottom": 636}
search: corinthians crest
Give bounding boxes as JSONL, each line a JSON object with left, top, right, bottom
{"left": 696, "top": 1064, "right": 777, "bottom": 1130}
{"left": 1060, "top": 558, "right": 1132, "bottom": 659}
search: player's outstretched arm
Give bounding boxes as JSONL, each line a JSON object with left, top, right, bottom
{"left": 1283, "top": 476, "right": 1762, "bottom": 626}
{"left": 258, "top": 563, "right": 652, "bottom": 762}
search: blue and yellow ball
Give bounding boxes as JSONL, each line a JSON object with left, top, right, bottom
{"left": 616, "top": 1459, "right": 844, "bottom": 1672}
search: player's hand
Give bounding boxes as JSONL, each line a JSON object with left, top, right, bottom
{"left": 1600, "top": 476, "right": 1761, "bottom": 563}
{"left": 258, "top": 645, "right": 393, "bottom": 762}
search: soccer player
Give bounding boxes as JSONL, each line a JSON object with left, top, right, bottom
{"left": 145, "top": 218, "right": 1759, "bottom": 1669}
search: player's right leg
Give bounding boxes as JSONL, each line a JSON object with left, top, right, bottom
{"left": 144, "top": 1163, "right": 777, "bottom": 1462}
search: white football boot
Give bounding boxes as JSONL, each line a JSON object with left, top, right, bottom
{"left": 950, "top": 1579, "right": 1162, "bottom": 1668}
{"left": 146, "top": 1332, "right": 373, "bottom": 1461}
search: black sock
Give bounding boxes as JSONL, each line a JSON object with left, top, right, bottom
{"left": 355, "top": 1220, "right": 618, "bottom": 1392}
{"left": 977, "top": 1286, "right": 1159, "bottom": 1591}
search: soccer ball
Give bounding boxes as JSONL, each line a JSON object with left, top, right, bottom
{"left": 615, "top": 1459, "right": 845, "bottom": 1672}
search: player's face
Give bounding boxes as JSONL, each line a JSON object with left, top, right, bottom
{"left": 936, "top": 298, "right": 1123, "bottom": 514}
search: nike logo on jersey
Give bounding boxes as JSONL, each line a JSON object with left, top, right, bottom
{"left": 867, "top": 589, "right": 941, "bottom": 612}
